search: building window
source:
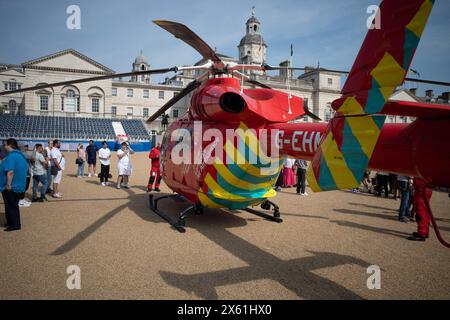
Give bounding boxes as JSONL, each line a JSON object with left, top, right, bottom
{"left": 112, "top": 88, "right": 117, "bottom": 96}
{"left": 143, "top": 90, "right": 149, "bottom": 98}
{"left": 127, "top": 89, "right": 133, "bottom": 97}
{"left": 9, "top": 81, "right": 17, "bottom": 91}
{"left": 127, "top": 107, "right": 133, "bottom": 117}
{"left": 158, "top": 91, "right": 164, "bottom": 99}
{"left": 111, "top": 106, "right": 117, "bottom": 117}
{"left": 328, "top": 78, "right": 333, "bottom": 85}
{"left": 77, "top": 97, "right": 80, "bottom": 112}
{"left": 91, "top": 98, "right": 99, "bottom": 113}
{"left": 40, "top": 96, "right": 49, "bottom": 111}
{"left": 8, "top": 100, "right": 16, "bottom": 114}
{"left": 3, "top": 83, "right": 7, "bottom": 90}
{"left": 172, "top": 109, "right": 179, "bottom": 118}
{"left": 324, "top": 108, "right": 332, "bottom": 122}
{"left": 303, "top": 115, "right": 309, "bottom": 122}
{"left": 18, "top": 84, "right": 21, "bottom": 90}
{"left": 61, "top": 97, "right": 64, "bottom": 111}
{"left": 143, "top": 108, "right": 149, "bottom": 118}
{"left": 67, "top": 89, "right": 75, "bottom": 98}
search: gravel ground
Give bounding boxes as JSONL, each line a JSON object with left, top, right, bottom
{"left": 0, "top": 152, "right": 449, "bottom": 300}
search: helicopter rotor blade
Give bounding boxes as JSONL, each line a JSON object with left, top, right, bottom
{"left": 233, "top": 71, "right": 322, "bottom": 120}
{"left": 303, "top": 106, "right": 322, "bottom": 121}
{"left": 146, "top": 79, "right": 202, "bottom": 123}
{"left": 0, "top": 67, "right": 177, "bottom": 96}
{"left": 153, "top": 20, "right": 223, "bottom": 69}
{"left": 263, "top": 64, "right": 450, "bottom": 86}
{"left": 232, "top": 71, "right": 272, "bottom": 89}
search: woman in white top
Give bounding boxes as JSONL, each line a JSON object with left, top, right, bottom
{"left": 116, "top": 142, "right": 134, "bottom": 189}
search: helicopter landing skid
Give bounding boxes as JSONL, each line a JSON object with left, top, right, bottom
{"left": 244, "top": 200, "right": 283, "bottom": 223}
{"left": 149, "top": 194, "right": 203, "bottom": 233}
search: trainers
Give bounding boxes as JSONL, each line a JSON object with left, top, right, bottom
{"left": 123, "top": 184, "right": 129, "bottom": 189}
{"left": 117, "top": 184, "right": 121, "bottom": 189}
{"left": 301, "top": 192, "right": 308, "bottom": 196}
{"left": 94, "top": 173, "right": 98, "bottom": 177}
{"left": 52, "top": 193, "right": 63, "bottom": 198}
{"left": 155, "top": 188, "right": 161, "bottom": 192}
{"left": 101, "top": 182, "right": 106, "bottom": 186}
{"left": 32, "top": 198, "right": 43, "bottom": 203}
{"left": 147, "top": 187, "right": 152, "bottom": 193}
{"left": 88, "top": 173, "right": 92, "bottom": 177}
{"left": 19, "top": 200, "right": 31, "bottom": 207}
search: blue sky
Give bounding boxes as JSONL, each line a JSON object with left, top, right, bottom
{"left": 0, "top": 0, "right": 449, "bottom": 96}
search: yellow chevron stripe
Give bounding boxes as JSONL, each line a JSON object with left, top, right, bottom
{"left": 337, "top": 96, "right": 382, "bottom": 159}
{"left": 198, "top": 190, "right": 223, "bottom": 208}
{"left": 370, "top": 52, "right": 405, "bottom": 88}
{"left": 337, "top": 96, "right": 365, "bottom": 115}
{"left": 322, "top": 133, "right": 359, "bottom": 188}
{"left": 238, "top": 122, "right": 272, "bottom": 164}
{"left": 262, "top": 188, "right": 277, "bottom": 198}
{"left": 346, "top": 116, "right": 381, "bottom": 158}
{"left": 213, "top": 158, "right": 277, "bottom": 191}
{"left": 306, "top": 163, "right": 321, "bottom": 192}
{"left": 406, "top": 0, "right": 433, "bottom": 38}
{"left": 379, "top": 86, "right": 395, "bottom": 101}
{"left": 224, "top": 140, "right": 279, "bottom": 177}
{"left": 204, "top": 173, "right": 247, "bottom": 201}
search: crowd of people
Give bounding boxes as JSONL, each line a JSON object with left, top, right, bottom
{"left": 0, "top": 138, "right": 136, "bottom": 232}
{"left": 0, "top": 141, "right": 436, "bottom": 241}
{"left": 274, "top": 158, "right": 308, "bottom": 196}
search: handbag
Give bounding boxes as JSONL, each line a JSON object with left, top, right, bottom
{"left": 75, "top": 157, "right": 84, "bottom": 165}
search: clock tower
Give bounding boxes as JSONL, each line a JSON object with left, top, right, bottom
{"left": 238, "top": 7, "right": 267, "bottom": 75}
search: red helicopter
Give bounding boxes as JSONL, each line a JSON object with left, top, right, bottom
{"left": 3, "top": 0, "right": 449, "bottom": 237}
{"left": 143, "top": 0, "right": 449, "bottom": 234}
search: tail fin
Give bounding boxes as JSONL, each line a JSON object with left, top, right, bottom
{"left": 307, "top": 0, "right": 434, "bottom": 192}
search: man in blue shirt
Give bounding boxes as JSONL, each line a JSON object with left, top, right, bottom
{"left": 0, "top": 138, "right": 28, "bottom": 231}
{"left": 85, "top": 140, "right": 99, "bottom": 177}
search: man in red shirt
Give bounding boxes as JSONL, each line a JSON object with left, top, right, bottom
{"left": 147, "top": 143, "right": 161, "bottom": 192}
{"left": 408, "top": 177, "right": 433, "bottom": 241}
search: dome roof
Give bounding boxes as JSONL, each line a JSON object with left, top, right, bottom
{"left": 239, "top": 33, "right": 267, "bottom": 47}
{"left": 246, "top": 15, "right": 260, "bottom": 25}
{"left": 134, "top": 51, "right": 148, "bottom": 65}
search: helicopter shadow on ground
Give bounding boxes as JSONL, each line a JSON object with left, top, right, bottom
{"left": 151, "top": 198, "right": 372, "bottom": 299}
{"left": 50, "top": 181, "right": 170, "bottom": 255}
{"left": 333, "top": 208, "right": 399, "bottom": 222}
{"left": 48, "top": 182, "right": 372, "bottom": 299}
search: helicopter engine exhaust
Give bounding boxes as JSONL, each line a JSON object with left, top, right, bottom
{"left": 219, "top": 92, "right": 247, "bottom": 113}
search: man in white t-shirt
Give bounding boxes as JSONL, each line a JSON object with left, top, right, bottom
{"left": 44, "top": 140, "right": 53, "bottom": 194}
{"left": 50, "top": 139, "right": 65, "bottom": 198}
{"left": 116, "top": 142, "right": 134, "bottom": 189}
{"left": 98, "top": 141, "right": 111, "bottom": 186}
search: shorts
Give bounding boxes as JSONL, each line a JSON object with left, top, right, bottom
{"left": 53, "top": 170, "right": 63, "bottom": 184}
{"left": 87, "top": 158, "right": 96, "bottom": 165}
{"left": 118, "top": 165, "right": 132, "bottom": 176}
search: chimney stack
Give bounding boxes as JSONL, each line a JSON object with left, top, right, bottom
{"left": 279, "top": 60, "right": 292, "bottom": 79}
{"left": 425, "top": 89, "right": 434, "bottom": 98}
{"left": 409, "top": 88, "right": 417, "bottom": 95}
{"left": 441, "top": 92, "right": 450, "bottom": 103}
